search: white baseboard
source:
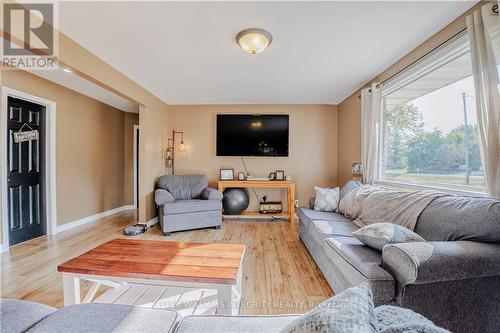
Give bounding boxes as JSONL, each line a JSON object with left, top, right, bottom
{"left": 145, "top": 217, "right": 158, "bottom": 229}
{"left": 56, "top": 205, "right": 137, "bottom": 234}
{"left": 0, "top": 242, "right": 9, "bottom": 253}
{"left": 0, "top": 205, "right": 136, "bottom": 253}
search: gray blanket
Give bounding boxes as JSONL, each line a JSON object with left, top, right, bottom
{"left": 339, "top": 185, "right": 447, "bottom": 231}
{"left": 376, "top": 305, "right": 450, "bottom": 333}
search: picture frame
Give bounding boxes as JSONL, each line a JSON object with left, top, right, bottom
{"left": 268, "top": 172, "right": 276, "bottom": 180}
{"left": 238, "top": 172, "right": 246, "bottom": 181}
{"left": 220, "top": 168, "right": 235, "bottom": 181}
{"left": 275, "top": 170, "right": 285, "bottom": 181}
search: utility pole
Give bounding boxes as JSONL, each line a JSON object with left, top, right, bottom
{"left": 461, "top": 92, "right": 470, "bottom": 185}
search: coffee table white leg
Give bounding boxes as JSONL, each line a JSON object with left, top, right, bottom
{"left": 216, "top": 283, "right": 241, "bottom": 315}
{"left": 216, "top": 284, "right": 232, "bottom": 315}
{"left": 233, "top": 267, "right": 243, "bottom": 314}
{"left": 63, "top": 273, "right": 81, "bottom": 305}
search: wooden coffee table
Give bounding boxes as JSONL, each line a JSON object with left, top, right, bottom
{"left": 58, "top": 239, "right": 245, "bottom": 315}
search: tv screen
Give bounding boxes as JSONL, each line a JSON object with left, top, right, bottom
{"left": 216, "top": 114, "right": 289, "bottom": 156}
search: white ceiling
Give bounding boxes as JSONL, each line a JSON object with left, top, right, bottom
{"left": 30, "top": 68, "right": 139, "bottom": 113}
{"left": 1, "top": 33, "right": 139, "bottom": 113}
{"left": 58, "top": 1, "right": 477, "bottom": 105}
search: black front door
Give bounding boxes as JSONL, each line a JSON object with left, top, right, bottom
{"left": 7, "top": 96, "right": 46, "bottom": 246}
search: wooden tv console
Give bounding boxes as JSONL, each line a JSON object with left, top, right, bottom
{"left": 217, "top": 180, "right": 296, "bottom": 221}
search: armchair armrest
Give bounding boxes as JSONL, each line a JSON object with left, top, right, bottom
{"left": 201, "top": 188, "right": 223, "bottom": 201}
{"left": 381, "top": 241, "right": 500, "bottom": 286}
{"left": 155, "top": 189, "right": 175, "bottom": 205}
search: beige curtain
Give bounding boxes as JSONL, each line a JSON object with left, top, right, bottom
{"left": 467, "top": 3, "right": 500, "bottom": 198}
{"left": 361, "top": 83, "right": 382, "bottom": 184}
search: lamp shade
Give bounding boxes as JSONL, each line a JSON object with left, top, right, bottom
{"left": 236, "top": 28, "right": 273, "bottom": 55}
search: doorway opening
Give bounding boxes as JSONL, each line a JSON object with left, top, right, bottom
{"left": 7, "top": 97, "right": 46, "bottom": 245}
{"left": 1, "top": 87, "right": 57, "bottom": 250}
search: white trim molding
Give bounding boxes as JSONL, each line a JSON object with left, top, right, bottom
{"left": 374, "top": 180, "right": 489, "bottom": 198}
{"left": 56, "top": 205, "right": 136, "bottom": 234}
{"left": 375, "top": 33, "right": 490, "bottom": 198}
{"left": 133, "top": 124, "right": 139, "bottom": 209}
{"left": 0, "top": 242, "right": 9, "bottom": 253}
{"left": 2, "top": 205, "right": 136, "bottom": 250}
{"left": 1, "top": 87, "right": 57, "bottom": 252}
{"left": 145, "top": 216, "right": 158, "bottom": 229}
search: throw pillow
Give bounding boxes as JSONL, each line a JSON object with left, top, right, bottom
{"left": 338, "top": 184, "right": 367, "bottom": 218}
{"left": 339, "top": 180, "right": 362, "bottom": 204}
{"left": 314, "top": 186, "right": 340, "bottom": 212}
{"left": 353, "top": 223, "right": 425, "bottom": 251}
{"left": 280, "top": 283, "right": 379, "bottom": 333}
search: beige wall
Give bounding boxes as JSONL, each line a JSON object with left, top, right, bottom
{"left": 168, "top": 105, "right": 338, "bottom": 209}
{"left": 0, "top": 2, "right": 170, "bottom": 223}
{"left": 54, "top": 32, "right": 170, "bottom": 223}
{"left": 336, "top": 2, "right": 484, "bottom": 186}
{"left": 338, "top": 95, "right": 361, "bottom": 185}
{"left": 124, "top": 113, "right": 139, "bottom": 205}
{"left": 1, "top": 8, "right": 170, "bottom": 222}
{"left": 2, "top": 70, "right": 135, "bottom": 225}
{"left": 139, "top": 105, "right": 169, "bottom": 222}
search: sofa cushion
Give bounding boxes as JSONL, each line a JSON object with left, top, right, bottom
{"left": 415, "top": 196, "right": 500, "bottom": 243}
{"left": 311, "top": 220, "right": 359, "bottom": 237}
{"left": 157, "top": 175, "right": 208, "bottom": 200}
{"left": 1, "top": 299, "right": 56, "bottom": 333}
{"left": 281, "top": 283, "right": 379, "bottom": 333}
{"left": 162, "top": 199, "right": 222, "bottom": 215}
{"left": 298, "top": 208, "right": 352, "bottom": 223}
{"left": 174, "top": 315, "right": 299, "bottom": 333}
{"left": 27, "top": 303, "right": 179, "bottom": 333}
{"left": 324, "top": 237, "right": 395, "bottom": 304}
{"left": 298, "top": 208, "right": 358, "bottom": 249}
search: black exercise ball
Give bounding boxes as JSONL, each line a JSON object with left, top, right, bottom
{"left": 222, "top": 188, "right": 250, "bottom": 215}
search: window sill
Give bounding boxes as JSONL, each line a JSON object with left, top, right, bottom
{"left": 373, "top": 180, "right": 489, "bottom": 198}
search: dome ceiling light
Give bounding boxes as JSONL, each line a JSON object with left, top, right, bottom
{"left": 236, "top": 28, "right": 273, "bottom": 55}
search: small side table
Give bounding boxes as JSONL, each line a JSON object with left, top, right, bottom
{"left": 217, "top": 180, "right": 296, "bottom": 221}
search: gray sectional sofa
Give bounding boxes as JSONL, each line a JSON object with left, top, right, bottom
{"left": 1, "top": 293, "right": 448, "bottom": 333}
{"left": 155, "top": 175, "right": 223, "bottom": 235}
{"left": 0, "top": 299, "right": 296, "bottom": 333}
{"left": 298, "top": 181, "right": 500, "bottom": 333}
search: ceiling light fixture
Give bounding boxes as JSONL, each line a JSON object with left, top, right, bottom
{"left": 236, "top": 28, "right": 273, "bottom": 55}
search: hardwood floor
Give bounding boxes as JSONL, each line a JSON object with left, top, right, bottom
{"left": 0, "top": 210, "right": 333, "bottom": 314}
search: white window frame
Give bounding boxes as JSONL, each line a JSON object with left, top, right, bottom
{"left": 375, "top": 32, "right": 487, "bottom": 197}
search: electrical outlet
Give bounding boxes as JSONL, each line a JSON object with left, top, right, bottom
{"left": 294, "top": 200, "right": 299, "bottom": 208}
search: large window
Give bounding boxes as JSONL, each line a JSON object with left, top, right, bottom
{"left": 379, "top": 36, "right": 486, "bottom": 193}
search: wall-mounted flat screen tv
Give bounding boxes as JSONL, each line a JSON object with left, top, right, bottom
{"left": 216, "top": 114, "right": 289, "bottom": 157}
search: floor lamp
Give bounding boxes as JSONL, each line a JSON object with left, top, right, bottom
{"left": 165, "top": 130, "right": 187, "bottom": 175}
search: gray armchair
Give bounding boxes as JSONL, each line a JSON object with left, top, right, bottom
{"left": 155, "top": 175, "right": 222, "bottom": 236}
